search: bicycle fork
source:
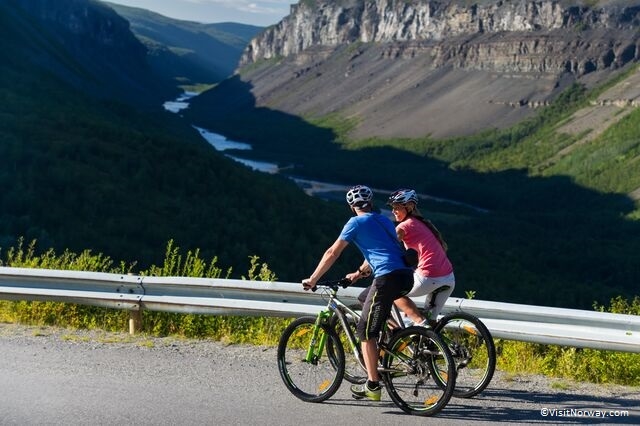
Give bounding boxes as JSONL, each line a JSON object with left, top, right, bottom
{"left": 303, "top": 311, "right": 332, "bottom": 364}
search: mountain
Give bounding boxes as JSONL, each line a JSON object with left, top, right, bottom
{"left": 185, "top": 0, "right": 640, "bottom": 309}
{"left": 106, "top": 2, "right": 264, "bottom": 86}
{"left": 239, "top": 0, "right": 640, "bottom": 139}
{"left": 0, "top": 0, "right": 354, "bottom": 280}
{"left": 3, "top": 0, "right": 638, "bottom": 309}
{"left": 2, "top": 0, "right": 176, "bottom": 106}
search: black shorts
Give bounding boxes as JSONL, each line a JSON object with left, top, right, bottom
{"left": 356, "top": 270, "right": 413, "bottom": 341}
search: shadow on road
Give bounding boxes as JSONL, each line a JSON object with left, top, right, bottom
{"left": 441, "top": 388, "right": 637, "bottom": 424}
{"left": 325, "top": 387, "right": 639, "bottom": 424}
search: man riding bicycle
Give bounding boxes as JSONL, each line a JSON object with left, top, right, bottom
{"left": 302, "top": 185, "right": 413, "bottom": 401}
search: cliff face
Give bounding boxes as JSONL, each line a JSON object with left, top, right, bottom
{"left": 237, "top": 0, "right": 640, "bottom": 139}
{"left": 243, "top": 0, "right": 639, "bottom": 73}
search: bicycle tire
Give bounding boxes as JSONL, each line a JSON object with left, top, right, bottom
{"left": 327, "top": 314, "right": 366, "bottom": 384}
{"left": 277, "top": 316, "right": 345, "bottom": 403}
{"left": 433, "top": 311, "right": 496, "bottom": 398}
{"left": 381, "top": 326, "right": 456, "bottom": 416}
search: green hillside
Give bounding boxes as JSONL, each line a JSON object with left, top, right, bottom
{"left": 0, "top": 1, "right": 358, "bottom": 281}
{"left": 186, "top": 69, "right": 640, "bottom": 310}
{"left": 107, "top": 2, "right": 263, "bottom": 85}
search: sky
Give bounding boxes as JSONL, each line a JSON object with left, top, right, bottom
{"left": 104, "top": 0, "right": 293, "bottom": 27}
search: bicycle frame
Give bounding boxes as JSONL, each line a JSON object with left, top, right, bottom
{"left": 314, "top": 284, "right": 424, "bottom": 376}
{"left": 313, "top": 285, "right": 366, "bottom": 371}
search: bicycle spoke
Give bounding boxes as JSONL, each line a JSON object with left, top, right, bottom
{"left": 382, "top": 327, "right": 455, "bottom": 416}
{"left": 277, "top": 317, "right": 344, "bottom": 403}
{"left": 435, "top": 312, "right": 496, "bottom": 398}
{"left": 329, "top": 314, "right": 366, "bottom": 384}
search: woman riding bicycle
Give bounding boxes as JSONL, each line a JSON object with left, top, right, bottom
{"left": 388, "top": 189, "right": 455, "bottom": 328}
{"left": 302, "top": 185, "right": 413, "bottom": 402}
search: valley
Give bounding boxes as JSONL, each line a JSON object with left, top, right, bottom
{"left": 165, "top": 91, "right": 490, "bottom": 212}
{"left": 2, "top": 0, "right": 638, "bottom": 311}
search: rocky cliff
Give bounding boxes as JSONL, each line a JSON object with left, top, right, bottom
{"left": 243, "top": 0, "right": 639, "bottom": 68}
{"left": 237, "top": 0, "right": 640, "bottom": 139}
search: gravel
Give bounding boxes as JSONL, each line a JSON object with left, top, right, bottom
{"left": 1, "top": 322, "right": 639, "bottom": 425}
{"left": 2, "top": 322, "right": 638, "bottom": 398}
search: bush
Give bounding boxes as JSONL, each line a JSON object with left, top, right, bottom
{"left": 0, "top": 239, "right": 288, "bottom": 343}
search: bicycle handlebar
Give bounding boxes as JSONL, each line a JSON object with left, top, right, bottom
{"left": 311, "top": 278, "right": 352, "bottom": 292}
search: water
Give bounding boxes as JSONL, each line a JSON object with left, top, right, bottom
{"left": 194, "top": 126, "right": 251, "bottom": 151}
{"left": 163, "top": 92, "right": 280, "bottom": 173}
{"left": 193, "top": 126, "right": 279, "bottom": 173}
{"left": 162, "top": 91, "right": 198, "bottom": 113}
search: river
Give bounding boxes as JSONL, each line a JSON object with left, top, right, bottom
{"left": 163, "top": 92, "right": 488, "bottom": 213}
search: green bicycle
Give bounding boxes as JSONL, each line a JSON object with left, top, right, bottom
{"left": 277, "top": 279, "right": 456, "bottom": 417}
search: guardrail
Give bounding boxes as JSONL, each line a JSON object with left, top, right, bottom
{"left": 0, "top": 266, "right": 638, "bottom": 353}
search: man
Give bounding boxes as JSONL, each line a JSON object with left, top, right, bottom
{"left": 302, "top": 185, "right": 413, "bottom": 401}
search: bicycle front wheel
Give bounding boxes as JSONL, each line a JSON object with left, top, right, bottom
{"left": 328, "top": 314, "right": 366, "bottom": 385}
{"left": 382, "top": 326, "right": 456, "bottom": 416}
{"left": 277, "top": 316, "right": 345, "bottom": 403}
{"left": 434, "top": 311, "right": 496, "bottom": 398}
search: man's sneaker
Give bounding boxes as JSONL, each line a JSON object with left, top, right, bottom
{"left": 351, "top": 383, "right": 382, "bottom": 401}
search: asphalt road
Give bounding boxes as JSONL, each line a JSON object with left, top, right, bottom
{"left": 1, "top": 324, "right": 638, "bottom": 425}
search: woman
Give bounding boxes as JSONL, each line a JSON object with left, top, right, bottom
{"left": 388, "top": 188, "right": 455, "bottom": 327}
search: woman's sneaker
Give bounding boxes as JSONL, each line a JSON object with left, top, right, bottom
{"left": 351, "top": 382, "right": 382, "bottom": 401}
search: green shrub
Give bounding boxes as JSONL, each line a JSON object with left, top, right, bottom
{"left": 0, "top": 239, "right": 288, "bottom": 343}
{"left": 497, "top": 295, "right": 640, "bottom": 386}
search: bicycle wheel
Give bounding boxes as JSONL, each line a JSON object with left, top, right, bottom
{"left": 328, "top": 314, "right": 366, "bottom": 384}
{"left": 277, "top": 316, "right": 345, "bottom": 403}
{"left": 381, "top": 326, "right": 455, "bottom": 416}
{"left": 433, "top": 311, "right": 496, "bottom": 398}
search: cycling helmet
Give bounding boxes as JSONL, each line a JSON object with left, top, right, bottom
{"left": 346, "top": 185, "right": 373, "bottom": 207}
{"left": 387, "top": 188, "right": 418, "bottom": 205}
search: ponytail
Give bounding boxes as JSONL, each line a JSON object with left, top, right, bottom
{"left": 402, "top": 206, "right": 448, "bottom": 251}
{"left": 415, "top": 215, "right": 448, "bottom": 251}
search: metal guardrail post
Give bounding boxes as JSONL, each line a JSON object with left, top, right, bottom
{"left": 129, "top": 309, "right": 142, "bottom": 334}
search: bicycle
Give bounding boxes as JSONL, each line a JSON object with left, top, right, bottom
{"left": 277, "top": 278, "right": 456, "bottom": 417}
{"left": 331, "top": 285, "right": 496, "bottom": 398}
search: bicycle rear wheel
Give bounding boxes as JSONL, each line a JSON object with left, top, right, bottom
{"left": 328, "top": 314, "right": 366, "bottom": 384}
{"left": 382, "top": 326, "right": 455, "bottom": 416}
{"left": 277, "top": 316, "right": 345, "bottom": 402}
{"left": 433, "top": 311, "right": 496, "bottom": 398}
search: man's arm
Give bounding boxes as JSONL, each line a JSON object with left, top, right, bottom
{"left": 302, "top": 238, "right": 349, "bottom": 290}
{"left": 346, "top": 261, "right": 371, "bottom": 283}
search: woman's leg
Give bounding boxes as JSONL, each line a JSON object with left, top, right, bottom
{"left": 394, "top": 296, "right": 424, "bottom": 324}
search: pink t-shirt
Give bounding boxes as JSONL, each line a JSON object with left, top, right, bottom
{"left": 397, "top": 217, "right": 453, "bottom": 278}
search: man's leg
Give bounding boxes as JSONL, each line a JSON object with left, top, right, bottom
{"left": 361, "top": 338, "right": 380, "bottom": 382}
{"left": 351, "top": 338, "right": 382, "bottom": 401}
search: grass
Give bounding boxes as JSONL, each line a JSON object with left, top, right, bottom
{"left": 1, "top": 239, "right": 639, "bottom": 386}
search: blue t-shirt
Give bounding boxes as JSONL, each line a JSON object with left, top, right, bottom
{"left": 338, "top": 212, "right": 409, "bottom": 277}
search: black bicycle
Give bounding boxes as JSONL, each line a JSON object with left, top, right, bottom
{"left": 277, "top": 279, "right": 456, "bottom": 416}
